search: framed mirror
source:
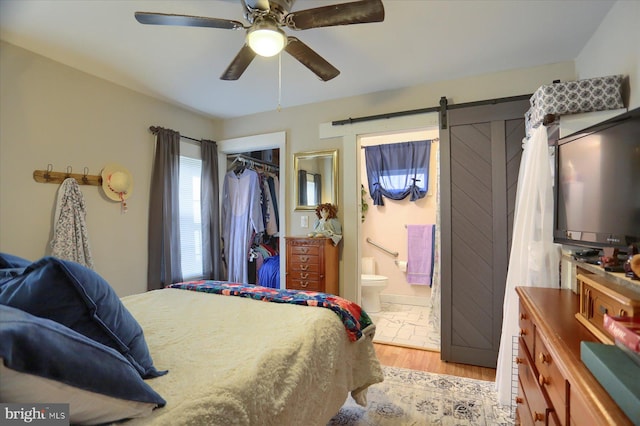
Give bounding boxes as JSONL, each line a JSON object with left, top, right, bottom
{"left": 294, "top": 149, "right": 338, "bottom": 211}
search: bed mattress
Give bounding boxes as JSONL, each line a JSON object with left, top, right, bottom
{"left": 119, "top": 288, "right": 383, "bottom": 425}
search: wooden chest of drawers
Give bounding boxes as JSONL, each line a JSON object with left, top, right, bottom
{"left": 285, "top": 237, "right": 339, "bottom": 295}
{"left": 515, "top": 287, "right": 633, "bottom": 426}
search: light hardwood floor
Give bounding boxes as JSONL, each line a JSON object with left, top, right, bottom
{"left": 373, "top": 343, "right": 497, "bottom": 382}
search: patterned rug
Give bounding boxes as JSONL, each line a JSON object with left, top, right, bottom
{"left": 328, "top": 366, "right": 514, "bottom": 425}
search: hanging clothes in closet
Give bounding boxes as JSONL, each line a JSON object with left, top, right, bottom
{"left": 222, "top": 163, "right": 264, "bottom": 283}
{"left": 222, "top": 155, "right": 280, "bottom": 285}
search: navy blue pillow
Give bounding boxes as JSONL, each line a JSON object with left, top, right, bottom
{"left": 0, "top": 256, "right": 166, "bottom": 379}
{"left": 0, "top": 304, "right": 165, "bottom": 406}
{"left": 0, "top": 252, "right": 31, "bottom": 268}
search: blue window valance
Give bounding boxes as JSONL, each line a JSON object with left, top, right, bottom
{"left": 364, "top": 140, "right": 432, "bottom": 206}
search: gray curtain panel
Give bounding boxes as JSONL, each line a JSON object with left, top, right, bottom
{"left": 298, "top": 169, "right": 307, "bottom": 205}
{"left": 148, "top": 126, "right": 182, "bottom": 290}
{"left": 200, "top": 139, "right": 224, "bottom": 280}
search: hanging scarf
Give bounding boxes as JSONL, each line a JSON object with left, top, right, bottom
{"left": 50, "top": 178, "right": 94, "bottom": 268}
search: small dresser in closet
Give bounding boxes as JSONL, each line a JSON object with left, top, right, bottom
{"left": 285, "top": 237, "right": 339, "bottom": 295}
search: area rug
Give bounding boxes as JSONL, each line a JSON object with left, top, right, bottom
{"left": 328, "top": 366, "right": 514, "bottom": 425}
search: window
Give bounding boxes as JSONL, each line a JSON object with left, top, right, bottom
{"left": 364, "top": 140, "right": 432, "bottom": 206}
{"left": 383, "top": 169, "right": 428, "bottom": 194}
{"left": 179, "top": 143, "right": 203, "bottom": 280}
{"left": 306, "top": 175, "right": 318, "bottom": 206}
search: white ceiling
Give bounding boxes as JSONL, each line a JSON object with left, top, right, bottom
{"left": 0, "top": 0, "right": 615, "bottom": 119}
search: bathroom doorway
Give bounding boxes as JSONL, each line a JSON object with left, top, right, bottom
{"left": 359, "top": 128, "right": 441, "bottom": 352}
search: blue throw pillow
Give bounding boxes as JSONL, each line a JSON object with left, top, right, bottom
{"left": 0, "top": 256, "right": 166, "bottom": 379}
{"left": 0, "top": 252, "right": 31, "bottom": 268}
{"left": 0, "top": 304, "right": 165, "bottom": 422}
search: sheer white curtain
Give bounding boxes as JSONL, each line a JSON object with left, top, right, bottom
{"left": 429, "top": 144, "right": 441, "bottom": 334}
{"left": 495, "top": 125, "right": 561, "bottom": 405}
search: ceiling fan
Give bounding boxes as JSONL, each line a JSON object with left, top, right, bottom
{"left": 135, "top": 0, "right": 384, "bottom": 82}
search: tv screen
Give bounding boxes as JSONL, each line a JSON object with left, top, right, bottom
{"left": 554, "top": 107, "right": 640, "bottom": 249}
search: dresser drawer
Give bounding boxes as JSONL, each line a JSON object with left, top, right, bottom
{"left": 568, "top": 386, "right": 592, "bottom": 426}
{"left": 288, "top": 262, "right": 320, "bottom": 273}
{"left": 516, "top": 377, "right": 534, "bottom": 426}
{"left": 287, "top": 279, "right": 323, "bottom": 292}
{"left": 289, "top": 254, "right": 319, "bottom": 265}
{"left": 519, "top": 301, "right": 535, "bottom": 357}
{"left": 519, "top": 339, "right": 560, "bottom": 425}
{"left": 289, "top": 244, "right": 320, "bottom": 256}
{"left": 288, "top": 271, "right": 321, "bottom": 281}
{"left": 534, "top": 329, "right": 567, "bottom": 425}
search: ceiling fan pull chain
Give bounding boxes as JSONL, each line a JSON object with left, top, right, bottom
{"left": 277, "top": 52, "right": 282, "bottom": 112}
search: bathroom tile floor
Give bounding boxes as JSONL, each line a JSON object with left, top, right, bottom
{"left": 369, "top": 302, "right": 440, "bottom": 352}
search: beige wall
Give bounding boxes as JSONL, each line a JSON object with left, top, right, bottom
{"left": 576, "top": 0, "right": 640, "bottom": 110}
{"left": 1, "top": 0, "right": 636, "bottom": 301}
{"left": 0, "top": 41, "right": 218, "bottom": 296}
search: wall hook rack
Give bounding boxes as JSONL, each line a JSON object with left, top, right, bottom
{"left": 33, "top": 164, "right": 102, "bottom": 186}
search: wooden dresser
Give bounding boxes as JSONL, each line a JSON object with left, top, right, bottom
{"left": 515, "top": 286, "right": 633, "bottom": 425}
{"left": 285, "top": 237, "right": 339, "bottom": 295}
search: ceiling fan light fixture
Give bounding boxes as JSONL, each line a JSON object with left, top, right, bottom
{"left": 246, "top": 16, "right": 286, "bottom": 57}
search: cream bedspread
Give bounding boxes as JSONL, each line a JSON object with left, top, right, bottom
{"left": 120, "top": 288, "right": 383, "bottom": 425}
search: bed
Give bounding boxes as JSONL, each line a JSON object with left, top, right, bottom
{"left": 0, "top": 254, "right": 383, "bottom": 425}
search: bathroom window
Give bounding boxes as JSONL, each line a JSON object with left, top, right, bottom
{"left": 364, "top": 140, "right": 432, "bottom": 206}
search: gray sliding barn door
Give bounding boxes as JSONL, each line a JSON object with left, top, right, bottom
{"left": 440, "top": 99, "right": 529, "bottom": 368}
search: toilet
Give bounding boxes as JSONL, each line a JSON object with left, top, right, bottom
{"left": 360, "top": 257, "right": 388, "bottom": 313}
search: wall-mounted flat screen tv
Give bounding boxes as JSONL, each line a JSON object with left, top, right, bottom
{"left": 554, "top": 107, "right": 640, "bottom": 250}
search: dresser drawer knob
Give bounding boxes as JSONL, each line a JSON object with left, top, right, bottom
{"left": 515, "top": 396, "right": 524, "bottom": 404}
{"left": 300, "top": 256, "right": 309, "bottom": 262}
{"left": 300, "top": 281, "right": 308, "bottom": 288}
{"left": 300, "top": 264, "right": 309, "bottom": 271}
{"left": 538, "top": 374, "right": 549, "bottom": 386}
{"left": 520, "top": 313, "right": 527, "bottom": 320}
{"left": 533, "top": 412, "right": 545, "bottom": 422}
{"left": 300, "top": 273, "right": 309, "bottom": 279}
{"left": 538, "top": 352, "right": 550, "bottom": 364}
{"left": 519, "top": 328, "right": 527, "bottom": 336}
{"left": 515, "top": 357, "right": 523, "bottom": 365}
{"left": 301, "top": 247, "right": 309, "bottom": 253}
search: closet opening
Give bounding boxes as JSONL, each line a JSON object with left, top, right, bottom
{"left": 223, "top": 149, "right": 281, "bottom": 287}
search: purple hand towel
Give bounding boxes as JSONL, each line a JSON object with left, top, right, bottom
{"left": 407, "top": 224, "right": 435, "bottom": 286}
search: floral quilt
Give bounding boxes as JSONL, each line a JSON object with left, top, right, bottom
{"left": 166, "top": 281, "right": 374, "bottom": 342}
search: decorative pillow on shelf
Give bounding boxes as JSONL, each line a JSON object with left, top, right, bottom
{"left": 0, "top": 304, "right": 165, "bottom": 425}
{"left": 0, "top": 256, "right": 166, "bottom": 379}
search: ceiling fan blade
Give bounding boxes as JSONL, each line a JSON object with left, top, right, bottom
{"left": 284, "top": 0, "right": 384, "bottom": 30}
{"left": 220, "top": 45, "right": 257, "bottom": 80}
{"left": 135, "top": 12, "right": 246, "bottom": 30}
{"left": 284, "top": 37, "right": 339, "bottom": 81}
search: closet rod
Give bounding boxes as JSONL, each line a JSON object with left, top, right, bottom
{"left": 228, "top": 153, "right": 279, "bottom": 170}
